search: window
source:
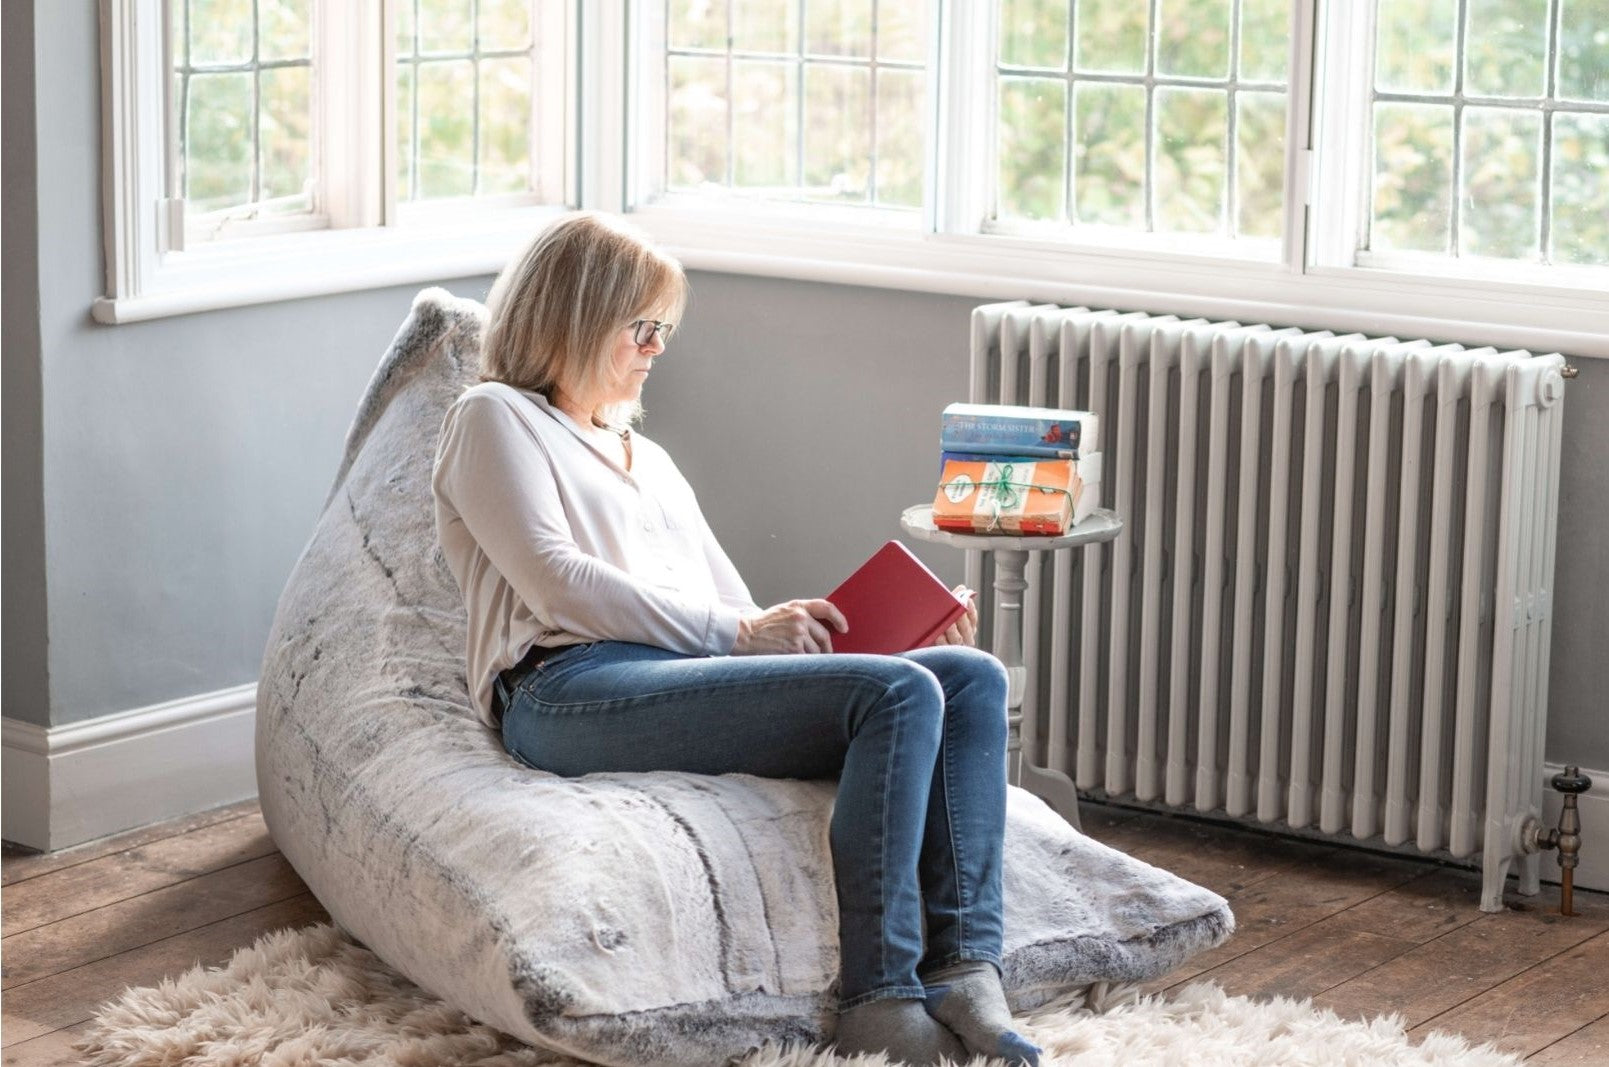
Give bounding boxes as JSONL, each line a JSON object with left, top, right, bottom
{"left": 1362, "top": 0, "right": 1609, "bottom": 269}
{"left": 166, "top": 0, "right": 569, "bottom": 245}
{"left": 101, "top": 0, "right": 1609, "bottom": 350}
{"left": 633, "top": 0, "right": 1609, "bottom": 275}
{"left": 991, "top": 0, "right": 1291, "bottom": 259}
{"left": 96, "top": 0, "right": 574, "bottom": 322}
{"left": 626, "top": 0, "right": 1606, "bottom": 357}
{"left": 392, "top": 0, "right": 568, "bottom": 214}
{"left": 637, "top": 0, "right": 930, "bottom": 217}
{"left": 170, "top": 0, "right": 319, "bottom": 242}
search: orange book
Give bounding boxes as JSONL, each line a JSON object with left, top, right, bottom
{"left": 933, "top": 457, "right": 1083, "bottom": 534}
{"left": 825, "top": 541, "right": 968, "bottom": 655}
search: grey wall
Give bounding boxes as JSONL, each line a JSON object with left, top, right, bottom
{"left": 643, "top": 273, "right": 974, "bottom": 608}
{"left": 4, "top": 0, "right": 49, "bottom": 727}
{"left": 6, "top": 3, "right": 495, "bottom": 727}
{"left": 1545, "top": 360, "right": 1608, "bottom": 765}
{"left": 4, "top": 4, "right": 1605, "bottom": 777}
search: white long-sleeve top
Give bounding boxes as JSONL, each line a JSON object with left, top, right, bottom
{"left": 432, "top": 382, "right": 759, "bottom": 729}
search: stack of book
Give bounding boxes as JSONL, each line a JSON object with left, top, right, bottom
{"left": 930, "top": 402, "right": 1103, "bottom": 536}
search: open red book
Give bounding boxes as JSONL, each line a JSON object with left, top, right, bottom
{"left": 824, "top": 541, "right": 968, "bottom": 655}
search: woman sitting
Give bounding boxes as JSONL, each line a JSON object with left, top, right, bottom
{"left": 430, "top": 210, "right": 1038, "bottom": 1067}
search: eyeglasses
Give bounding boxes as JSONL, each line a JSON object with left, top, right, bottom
{"left": 630, "top": 319, "right": 676, "bottom": 346}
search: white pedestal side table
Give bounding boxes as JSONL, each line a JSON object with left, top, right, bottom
{"left": 899, "top": 504, "right": 1123, "bottom": 831}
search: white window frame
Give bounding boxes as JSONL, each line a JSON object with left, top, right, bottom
{"left": 625, "top": 0, "right": 1609, "bottom": 360}
{"left": 95, "top": 0, "right": 576, "bottom": 324}
{"left": 98, "top": 0, "right": 1609, "bottom": 361}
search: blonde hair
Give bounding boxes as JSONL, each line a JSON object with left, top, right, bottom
{"left": 480, "top": 211, "right": 687, "bottom": 427}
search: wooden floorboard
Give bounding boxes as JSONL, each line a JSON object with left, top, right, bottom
{"left": 1314, "top": 894, "right": 1609, "bottom": 1031}
{"left": 1, "top": 800, "right": 260, "bottom": 887}
{"left": 1409, "top": 929, "right": 1609, "bottom": 1060}
{"left": 1, "top": 1022, "right": 98, "bottom": 1067}
{"left": 4, "top": 811, "right": 278, "bottom": 936}
{"left": 1527, "top": 1014, "right": 1609, "bottom": 1065}
{"left": 3, "top": 796, "right": 1605, "bottom": 1063}
{"left": 2, "top": 893, "right": 331, "bottom": 1048}
{"left": 4, "top": 852, "right": 310, "bottom": 988}
{"left": 1143, "top": 843, "right": 1435, "bottom": 992}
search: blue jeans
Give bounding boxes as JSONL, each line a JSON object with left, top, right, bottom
{"left": 495, "top": 640, "right": 1010, "bottom": 1009}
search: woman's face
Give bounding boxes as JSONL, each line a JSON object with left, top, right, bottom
{"left": 598, "top": 313, "right": 668, "bottom": 408}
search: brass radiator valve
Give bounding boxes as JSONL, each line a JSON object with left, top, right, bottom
{"left": 1524, "top": 766, "right": 1592, "bottom": 916}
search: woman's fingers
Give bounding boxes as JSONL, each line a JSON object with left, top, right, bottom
{"left": 809, "top": 617, "right": 833, "bottom": 654}
{"left": 807, "top": 598, "right": 850, "bottom": 634}
{"left": 944, "top": 585, "right": 979, "bottom": 647}
{"left": 959, "top": 595, "right": 978, "bottom": 644}
{"left": 801, "top": 598, "right": 847, "bottom": 654}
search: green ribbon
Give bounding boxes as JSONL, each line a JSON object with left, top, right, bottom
{"left": 982, "top": 463, "right": 1021, "bottom": 510}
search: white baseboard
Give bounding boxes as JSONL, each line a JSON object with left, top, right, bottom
{"left": 1539, "top": 763, "right": 1609, "bottom": 895}
{"left": 3, "top": 687, "right": 1602, "bottom": 898}
{"left": 2, "top": 684, "right": 259, "bottom": 852}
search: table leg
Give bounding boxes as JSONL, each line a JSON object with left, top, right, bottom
{"left": 990, "top": 549, "right": 1029, "bottom": 786}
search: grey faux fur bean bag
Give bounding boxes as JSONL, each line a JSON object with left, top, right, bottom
{"left": 255, "top": 286, "right": 1234, "bottom": 1067}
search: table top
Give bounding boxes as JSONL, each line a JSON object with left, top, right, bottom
{"left": 900, "top": 505, "right": 1123, "bottom": 551}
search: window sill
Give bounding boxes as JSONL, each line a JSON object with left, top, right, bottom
{"left": 91, "top": 206, "right": 570, "bottom": 325}
{"left": 93, "top": 199, "right": 1609, "bottom": 364}
{"left": 629, "top": 203, "right": 1609, "bottom": 361}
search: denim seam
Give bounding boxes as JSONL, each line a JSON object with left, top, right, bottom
{"left": 875, "top": 682, "right": 899, "bottom": 999}
{"left": 943, "top": 698, "right": 968, "bottom": 957}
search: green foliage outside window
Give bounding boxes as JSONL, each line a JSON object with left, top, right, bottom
{"left": 995, "top": 0, "right": 1287, "bottom": 247}
{"left": 665, "top": 0, "right": 926, "bottom": 206}
{"left": 1371, "top": 0, "right": 1609, "bottom": 265}
{"left": 177, "top": 0, "right": 312, "bottom": 218}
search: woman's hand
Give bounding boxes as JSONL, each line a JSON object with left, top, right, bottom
{"left": 732, "top": 599, "right": 850, "bottom": 655}
{"left": 929, "top": 585, "right": 980, "bottom": 647}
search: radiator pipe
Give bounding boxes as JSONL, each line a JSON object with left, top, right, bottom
{"left": 1523, "top": 766, "right": 1591, "bottom": 916}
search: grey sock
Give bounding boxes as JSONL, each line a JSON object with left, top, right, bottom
{"left": 835, "top": 996, "right": 968, "bottom": 1066}
{"left": 922, "top": 961, "right": 1040, "bottom": 1067}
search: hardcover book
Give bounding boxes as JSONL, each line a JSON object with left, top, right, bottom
{"left": 940, "top": 402, "right": 1100, "bottom": 458}
{"left": 824, "top": 541, "right": 968, "bottom": 655}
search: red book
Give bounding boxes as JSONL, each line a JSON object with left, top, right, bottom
{"left": 824, "top": 541, "right": 968, "bottom": 655}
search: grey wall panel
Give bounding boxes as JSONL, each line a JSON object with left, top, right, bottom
{"left": 1545, "top": 356, "right": 1609, "bottom": 769}
{"left": 4, "top": 3, "right": 49, "bottom": 728}
{"left": 39, "top": 286, "right": 489, "bottom": 723}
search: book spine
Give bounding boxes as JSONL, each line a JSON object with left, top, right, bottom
{"left": 911, "top": 602, "right": 968, "bottom": 651}
{"left": 938, "top": 444, "right": 1078, "bottom": 465}
{"left": 941, "top": 413, "right": 1093, "bottom": 455}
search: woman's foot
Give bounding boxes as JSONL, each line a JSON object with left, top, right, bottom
{"left": 922, "top": 961, "right": 1041, "bottom": 1066}
{"left": 835, "top": 996, "right": 969, "bottom": 1066}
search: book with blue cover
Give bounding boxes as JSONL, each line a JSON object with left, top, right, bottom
{"left": 940, "top": 402, "right": 1099, "bottom": 458}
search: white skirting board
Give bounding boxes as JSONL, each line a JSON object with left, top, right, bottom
{"left": 1539, "top": 763, "right": 1609, "bottom": 895}
{"left": 1, "top": 684, "right": 258, "bottom": 853}
{"left": 3, "top": 683, "right": 1604, "bottom": 899}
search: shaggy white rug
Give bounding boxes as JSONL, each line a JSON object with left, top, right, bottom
{"left": 73, "top": 923, "right": 1522, "bottom": 1067}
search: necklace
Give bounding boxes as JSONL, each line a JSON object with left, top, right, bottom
{"left": 590, "top": 416, "right": 632, "bottom": 470}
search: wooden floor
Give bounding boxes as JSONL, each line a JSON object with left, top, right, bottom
{"left": 3, "top": 798, "right": 1607, "bottom": 1065}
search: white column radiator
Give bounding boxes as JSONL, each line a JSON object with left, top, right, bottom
{"left": 968, "top": 301, "right": 1569, "bottom": 913}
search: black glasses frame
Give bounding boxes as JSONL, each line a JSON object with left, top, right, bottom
{"left": 631, "top": 319, "right": 676, "bottom": 346}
